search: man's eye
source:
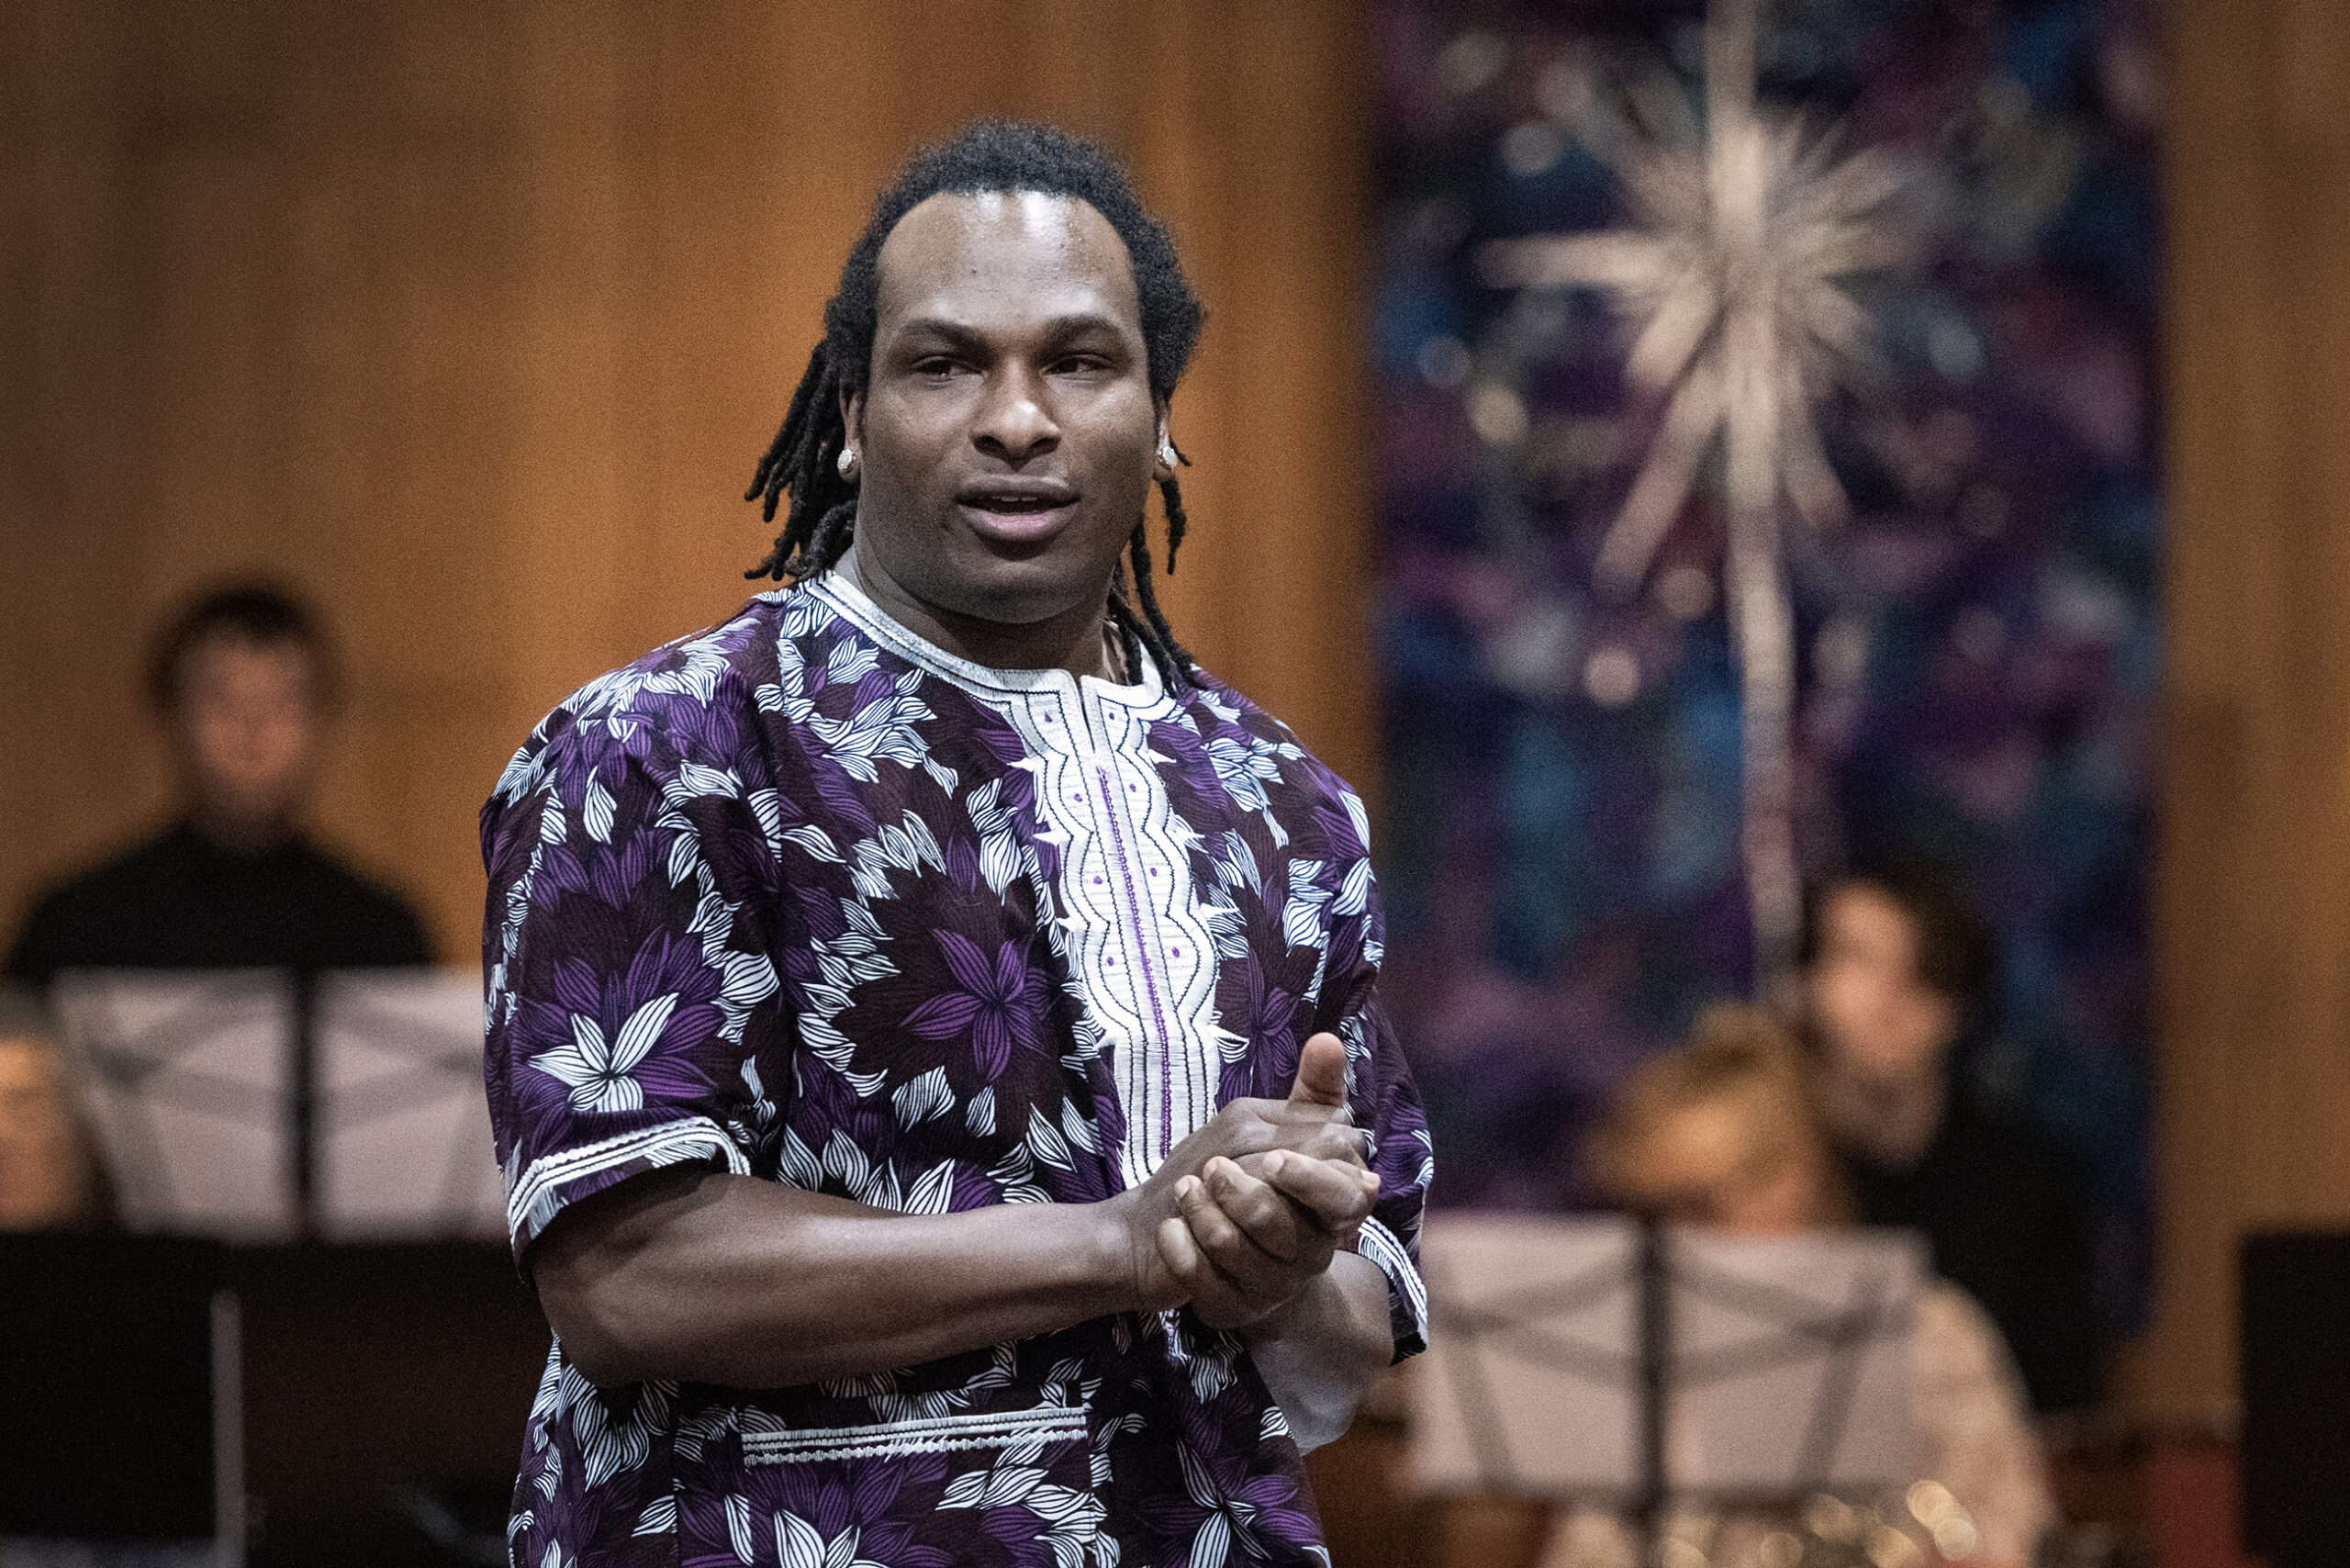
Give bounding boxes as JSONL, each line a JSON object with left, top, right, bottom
{"left": 913, "top": 358, "right": 965, "bottom": 377}
{"left": 1050, "top": 355, "right": 1110, "bottom": 375}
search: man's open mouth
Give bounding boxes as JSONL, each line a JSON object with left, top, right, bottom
{"left": 957, "top": 478, "right": 1078, "bottom": 512}
{"left": 957, "top": 479, "right": 1080, "bottom": 546}
{"left": 967, "top": 493, "right": 1064, "bottom": 514}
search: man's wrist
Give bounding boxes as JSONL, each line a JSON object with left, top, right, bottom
{"left": 1242, "top": 1253, "right": 1392, "bottom": 1357}
{"left": 1087, "top": 1189, "right": 1153, "bottom": 1316}
{"left": 1236, "top": 1268, "right": 1326, "bottom": 1344}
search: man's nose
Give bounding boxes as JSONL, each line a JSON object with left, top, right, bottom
{"left": 973, "top": 366, "right": 1059, "bottom": 463}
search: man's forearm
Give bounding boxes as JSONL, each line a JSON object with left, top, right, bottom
{"left": 1243, "top": 1251, "right": 1394, "bottom": 1452}
{"left": 534, "top": 1166, "right": 1139, "bottom": 1388}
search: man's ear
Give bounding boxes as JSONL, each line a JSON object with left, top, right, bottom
{"left": 1151, "top": 395, "right": 1176, "bottom": 481}
{"left": 840, "top": 386, "right": 865, "bottom": 457}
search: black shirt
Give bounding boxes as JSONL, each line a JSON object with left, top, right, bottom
{"left": 4, "top": 823, "right": 432, "bottom": 985}
{"left": 1845, "top": 1091, "right": 2104, "bottom": 1414}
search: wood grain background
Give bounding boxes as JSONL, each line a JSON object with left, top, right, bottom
{"left": 2137, "top": 0, "right": 2350, "bottom": 1425}
{"left": 0, "top": 0, "right": 1373, "bottom": 968}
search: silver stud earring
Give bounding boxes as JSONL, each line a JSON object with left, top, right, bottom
{"left": 1157, "top": 437, "right": 1179, "bottom": 469}
{"left": 837, "top": 446, "right": 859, "bottom": 481}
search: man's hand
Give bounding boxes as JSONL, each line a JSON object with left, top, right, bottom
{"left": 1163, "top": 1033, "right": 1394, "bottom": 1451}
{"left": 1110, "top": 1030, "right": 1369, "bottom": 1313}
{"left": 1147, "top": 1032, "right": 1380, "bottom": 1328}
{"left": 1162, "top": 1150, "right": 1378, "bottom": 1328}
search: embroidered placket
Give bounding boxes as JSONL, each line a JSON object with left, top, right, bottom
{"left": 1089, "top": 756, "right": 1180, "bottom": 1158}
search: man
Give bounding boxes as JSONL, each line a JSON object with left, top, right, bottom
{"left": 1799, "top": 864, "right": 2101, "bottom": 1414}
{"left": 6, "top": 584, "right": 431, "bottom": 984}
{"left": 482, "top": 122, "right": 1430, "bottom": 1568}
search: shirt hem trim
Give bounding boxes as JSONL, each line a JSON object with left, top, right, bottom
{"left": 741, "top": 1403, "right": 1090, "bottom": 1465}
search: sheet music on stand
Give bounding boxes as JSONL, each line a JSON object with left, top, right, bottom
{"left": 50, "top": 969, "right": 293, "bottom": 1238}
{"left": 316, "top": 970, "right": 506, "bottom": 1239}
{"left": 51, "top": 969, "right": 504, "bottom": 1242}
{"left": 1411, "top": 1213, "right": 1920, "bottom": 1511}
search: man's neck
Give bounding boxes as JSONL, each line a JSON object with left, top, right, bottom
{"left": 185, "top": 803, "right": 298, "bottom": 857}
{"left": 844, "top": 545, "right": 1120, "bottom": 681}
{"left": 1819, "top": 1059, "right": 1948, "bottom": 1170}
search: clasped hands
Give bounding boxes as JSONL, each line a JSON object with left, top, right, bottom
{"left": 1119, "top": 1031, "right": 1378, "bottom": 1332}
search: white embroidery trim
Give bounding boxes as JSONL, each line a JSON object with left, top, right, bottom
{"left": 741, "top": 1403, "right": 1089, "bottom": 1465}
{"left": 1357, "top": 1215, "right": 1431, "bottom": 1346}
{"left": 507, "top": 1115, "right": 752, "bottom": 1249}
{"left": 807, "top": 573, "right": 1165, "bottom": 702}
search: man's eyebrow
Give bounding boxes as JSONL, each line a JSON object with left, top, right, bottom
{"left": 890, "top": 312, "right": 1131, "bottom": 346}
{"left": 1034, "top": 312, "right": 1129, "bottom": 340}
{"left": 891, "top": 317, "right": 987, "bottom": 348}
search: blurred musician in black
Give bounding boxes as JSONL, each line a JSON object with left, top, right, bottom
{"left": 5, "top": 583, "right": 431, "bottom": 987}
{"left": 1798, "top": 862, "right": 2103, "bottom": 1415}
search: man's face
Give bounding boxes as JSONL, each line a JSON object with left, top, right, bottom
{"left": 171, "top": 633, "right": 318, "bottom": 831}
{"left": 846, "top": 191, "right": 1163, "bottom": 630}
{"left": 1804, "top": 884, "right": 1960, "bottom": 1084}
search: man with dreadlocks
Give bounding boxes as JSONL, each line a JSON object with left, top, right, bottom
{"left": 480, "top": 121, "right": 1429, "bottom": 1568}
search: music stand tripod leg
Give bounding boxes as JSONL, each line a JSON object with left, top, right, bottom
{"left": 1634, "top": 1214, "right": 1671, "bottom": 1568}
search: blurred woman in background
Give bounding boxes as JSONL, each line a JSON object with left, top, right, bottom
{"left": 1545, "top": 1004, "right": 2053, "bottom": 1568}
{"left": 1798, "top": 866, "right": 2101, "bottom": 1416}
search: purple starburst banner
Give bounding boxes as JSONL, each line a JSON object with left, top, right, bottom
{"left": 1371, "top": 0, "right": 2159, "bottom": 1326}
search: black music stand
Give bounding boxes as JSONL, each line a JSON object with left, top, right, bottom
{"left": 0, "top": 1234, "right": 243, "bottom": 1562}
{"left": 2242, "top": 1231, "right": 2350, "bottom": 1568}
{"left": 1410, "top": 1213, "right": 1921, "bottom": 1567}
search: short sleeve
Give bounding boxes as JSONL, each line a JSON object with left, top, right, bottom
{"left": 481, "top": 694, "right": 785, "bottom": 1266}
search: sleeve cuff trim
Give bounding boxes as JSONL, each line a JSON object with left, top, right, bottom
{"left": 1358, "top": 1214, "right": 1429, "bottom": 1355}
{"left": 507, "top": 1114, "right": 752, "bottom": 1251}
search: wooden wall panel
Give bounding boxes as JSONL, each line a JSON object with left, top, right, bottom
{"left": 2140, "top": 0, "right": 2350, "bottom": 1420}
{"left": 0, "top": 0, "right": 1373, "bottom": 967}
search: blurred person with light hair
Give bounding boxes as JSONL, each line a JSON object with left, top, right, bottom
{"left": 1798, "top": 864, "right": 2100, "bottom": 1417}
{"left": 5, "top": 582, "right": 430, "bottom": 985}
{"left": 1539, "top": 1004, "right": 2053, "bottom": 1568}
{"left": 0, "top": 989, "right": 108, "bottom": 1230}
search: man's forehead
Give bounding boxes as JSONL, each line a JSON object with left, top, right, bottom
{"left": 874, "top": 190, "right": 1140, "bottom": 329}
{"left": 183, "top": 633, "right": 313, "bottom": 687}
{"left": 189, "top": 630, "right": 308, "bottom": 663}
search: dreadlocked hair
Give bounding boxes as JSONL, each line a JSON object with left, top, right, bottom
{"left": 744, "top": 119, "right": 1206, "bottom": 691}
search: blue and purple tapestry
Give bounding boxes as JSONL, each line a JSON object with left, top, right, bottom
{"left": 1371, "top": 0, "right": 2158, "bottom": 1321}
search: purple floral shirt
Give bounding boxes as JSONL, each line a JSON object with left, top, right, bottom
{"left": 481, "top": 574, "right": 1431, "bottom": 1568}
